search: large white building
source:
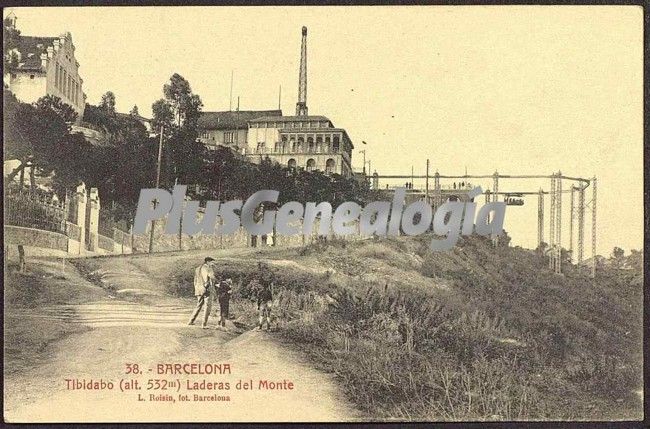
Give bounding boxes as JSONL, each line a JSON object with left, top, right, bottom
{"left": 245, "top": 115, "right": 353, "bottom": 177}
{"left": 3, "top": 15, "right": 86, "bottom": 120}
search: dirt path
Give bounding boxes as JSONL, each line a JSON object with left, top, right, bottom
{"left": 4, "top": 255, "right": 361, "bottom": 423}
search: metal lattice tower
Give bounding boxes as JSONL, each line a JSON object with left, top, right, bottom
{"left": 555, "top": 172, "right": 562, "bottom": 274}
{"left": 549, "top": 173, "right": 556, "bottom": 269}
{"left": 295, "top": 26, "right": 308, "bottom": 116}
{"left": 433, "top": 172, "right": 441, "bottom": 210}
{"left": 569, "top": 186, "right": 575, "bottom": 260}
{"left": 537, "top": 188, "right": 544, "bottom": 249}
{"left": 578, "top": 185, "right": 585, "bottom": 263}
{"left": 591, "top": 177, "right": 597, "bottom": 278}
{"left": 492, "top": 171, "right": 499, "bottom": 246}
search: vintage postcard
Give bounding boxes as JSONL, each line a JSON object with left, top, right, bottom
{"left": 2, "top": 5, "right": 644, "bottom": 424}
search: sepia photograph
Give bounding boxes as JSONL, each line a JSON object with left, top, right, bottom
{"left": 2, "top": 5, "right": 645, "bottom": 424}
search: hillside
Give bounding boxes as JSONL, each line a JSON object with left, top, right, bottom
{"left": 180, "top": 234, "right": 643, "bottom": 421}
{"left": 6, "top": 235, "right": 642, "bottom": 421}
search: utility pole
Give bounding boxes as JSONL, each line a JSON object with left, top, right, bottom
{"left": 149, "top": 125, "right": 164, "bottom": 254}
{"left": 359, "top": 149, "right": 366, "bottom": 175}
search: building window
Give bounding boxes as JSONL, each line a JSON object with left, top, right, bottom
{"left": 257, "top": 142, "right": 265, "bottom": 153}
{"left": 333, "top": 136, "right": 340, "bottom": 152}
{"left": 306, "top": 158, "right": 316, "bottom": 172}
{"left": 224, "top": 132, "right": 234, "bottom": 143}
{"left": 288, "top": 159, "right": 297, "bottom": 169}
{"left": 325, "top": 158, "right": 336, "bottom": 174}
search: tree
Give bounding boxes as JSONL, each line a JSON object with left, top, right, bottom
{"left": 3, "top": 16, "right": 21, "bottom": 71}
{"left": 610, "top": 246, "right": 625, "bottom": 269}
{"left": 4, "top": 90, "right": 71, "bottom": 189}
{"left": 611, "top": 247, "right": 625, "bottom": 259}
{"left": 99, "top": 91, "right": 116, "bottom": 115}
{"left": 151, "top": 98, "right": 173, "bottom": 135}
{"left": 129, "top": 105, "right": 139, "bottom": 116}
{"left": 152, "top": 74, "right": 205, "bottom": 188}
{"left": 35, "top": 95, "right": 77, "bottom": 123}
{"left": 162, "top": 73, "right": 203, "bottom": 128}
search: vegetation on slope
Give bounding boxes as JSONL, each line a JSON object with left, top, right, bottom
{"left": 203, "top": 236, "right": 642, "bottom": 421}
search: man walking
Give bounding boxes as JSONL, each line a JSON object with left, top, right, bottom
{"left": 188, "top": 257, "right": 216, "bottom": 328}
{"left": 256, "top": 263, "right": 275, "bottom": 331}
{"left": 217, "top": 278, "right": 233, "bottom": 328}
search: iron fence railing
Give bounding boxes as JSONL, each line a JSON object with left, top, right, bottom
{"left": 4, "top": 190, "right": 67, "bottom": 235}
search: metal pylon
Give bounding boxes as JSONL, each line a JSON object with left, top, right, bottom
{"left": 569, "top": 186, "right": 575, "bottom": 261}
{"left": 555, "top": 172, "right": 562, "bottom": 274}
{"left": 591, "top": 177, "right": 597, "bottom": 278}
{"left": 549, "top": 173, "right": 556, "bottom": 269}
{"left": 537, "top": 188, "right": 544, "bottom": 249}
{"left": 433, "top": 172, "right": 441, "bottom": 211}
{"left": 492, "top": 171, "right": 499, "bottom": 246}
{"left": 578, "top": 185, "right": 585, "bottom": 263}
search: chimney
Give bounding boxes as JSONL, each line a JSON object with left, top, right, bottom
{"left": 295, "top": 26, "right": 308, "bottom": 116}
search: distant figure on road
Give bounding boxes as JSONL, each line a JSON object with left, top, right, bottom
{"left": 217, "top": 277, "right": 233, "bottom": 328}
{"left": 188, "top": 257, "right": 216, "bottom": 328}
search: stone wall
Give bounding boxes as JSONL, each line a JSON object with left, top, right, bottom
{"left": 4, "top": 225, "right": 69, "bottom": 252}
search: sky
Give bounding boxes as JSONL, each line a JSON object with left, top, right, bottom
{"left": 5, "top": 6, "right": 644, "bottom": 254}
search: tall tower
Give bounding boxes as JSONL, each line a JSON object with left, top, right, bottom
{"left": 296, "top": 26, "right": 308, "bottom": 116}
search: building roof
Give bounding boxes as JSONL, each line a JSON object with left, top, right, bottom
{"left": 249, "top": 115, "right": 331, "bottom": 123}
{"left": 198, "top": 110, "right": 282, "bottom": 130}
{"left": 13, "top": 36, "right": 58, "bottom": 70}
